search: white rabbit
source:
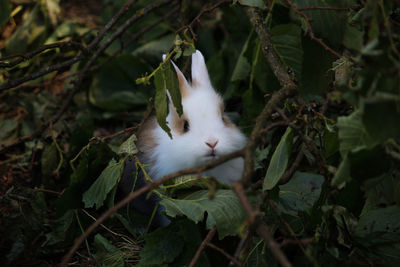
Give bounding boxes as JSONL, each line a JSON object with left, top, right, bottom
{"left": 137, "top": 50, "right": 247, "bottom": 185}
{"left": 119, "top": 50, "right": 246, "bottom": 226}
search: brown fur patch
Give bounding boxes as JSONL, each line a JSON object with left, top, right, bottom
{"left": 192, "top": 78, "right": 201, "bottom": 88}
{"left": 137, "top": 116, "right": 157, "bottom": 153}
{"left": 222, "top": 115, "right": 235, "bottom": 128}
{"left": 169, "top": 106, "right": 186, "bottom": 135}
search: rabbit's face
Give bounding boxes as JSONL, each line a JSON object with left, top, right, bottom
{"left": 167, "top": 87, "right": 246, "bottom": 164}
{"left": 150, "top": 51, "right": 246, "bottom": 179}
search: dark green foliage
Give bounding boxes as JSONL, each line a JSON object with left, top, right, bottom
{"left": 1, "top": 0, "right": 400, "bottom": 266}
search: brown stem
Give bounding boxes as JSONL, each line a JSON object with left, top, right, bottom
{"left": 207, "top": 243, "right": 243, "bottom": 267}
{"left": 242, "top": 7, "right": 298, "bottom": 186}
{"left": 176, "top": 0, "right": 231, "bottom": 39}
{"left": 0, "top": 41, "right": 88, "bottom": 68}
{"left": 189, "top": 227, "right": 217, "bottom": 267}
{"left": 285, "top": 0, "right": 342, "bottom": 58}
{"left": 232, "top": 182, "right": 292, "bottom": 267}
{"left": 297, "top": 6, "right": 359, "bottom": 11}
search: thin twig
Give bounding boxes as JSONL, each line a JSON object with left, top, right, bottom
{"left": 285, "top": 0, "right": 342, "bottom": 58}
{"left": 60, "top": 149, "right": 244, "bottom": 266}
{"left": 123, "top": 4, "right": 180, "bottom": 51}
{"left": 207, "top": 243, "right": 243, "bottom": 267}
{"left": 176, "top": 0, "right": 231, "bottom": 39}
{"left": 269, "top": 200, "right": 317, "bottom": 266}
{"left": 297, "top": 6, "right": 360, "bottom": 11}
{"left": 278, "top": 148, "right": 304, "bottom": 185}
{"left": 232, "top": 182, "right": 292, "bottom": 267}
{"left": 189, "top": 227, "right": 217, "bottom": 267}
{"left": 280, "top": 237, "right": 314, "bottom": 247}
{"left": 230, "top": 230, "right": 251, "bottom": 266}
{"left": 275, "top": 107, "right": 325, "bottom": 170}
{"left": 0, "top": 41, "right": 88, "bottom": 68}
{"left": 0, "top": 55, "right": 85, "bottom": 92}
{"left": 33, "top": 188, "right": 61, "bottom": 195}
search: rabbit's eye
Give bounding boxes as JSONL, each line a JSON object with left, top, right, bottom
{"left": 183, "top": 120, "right": 190, "bottom": 133}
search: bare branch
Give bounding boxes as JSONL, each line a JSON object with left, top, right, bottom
{"left": 242, "top": 7, "right": 298, "bottom": 186}
{"left": 0, "top": 41, "right": 88, "bottom": 68}
{"left": 189, "top": 227, "right": 217, "bottom": 267}
{"left": 207, "top": 243, "right": 243, "bottom": 267}
{"left": 297, "top": 6, "right": 360, "bottom": 11}
{"left": 176, "top": 0, "right": 231, "bottom": 39}
{"left": 0, "top": 55, "right": 85, "bottom": 92}
{"left": 232, "top": 182, "right": 292, "bottom": 267}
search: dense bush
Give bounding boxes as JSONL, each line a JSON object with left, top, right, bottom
{"left": 0, "top": 0, "right": 399, "bottom": 266}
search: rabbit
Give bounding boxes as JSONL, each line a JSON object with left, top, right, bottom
{"left": 118, "top": 50, "right": 246, "bottom": 226}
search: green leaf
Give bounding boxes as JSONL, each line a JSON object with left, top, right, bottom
{"left": 160, "top": 190, "right": 246, "bottom": 239}
{"left": 362, "top": 98, "right": 400, "bottom": 142}
{"left": 45, "top": 0, "right": 61, "bottom": 26}
{"left": 138, "top": 224, "right": 184, "bottom": 266}
{"left": 83, "top": 159, "right": 123, "bottom": 209}
{"left": 361, "top": 173, "right": 400, "bottom": 216}
{"left": 0, "top": 0, "right": 10, "bottom": 27}
{"left": 44, "top": 210, "right": 75, "bottom": 246}
{"left": 133, "top": 34, "right": 175, "bottom": 59}
{"left": 254, "top": 147, "right": 270, "bottom": 170}
{"left": 163, "top": 175, "right": 228, "bottom": 194}
{"left": 300, "top": 37, "right": 335, "bottom": 95}
{"left": 294, "top": 0, "right": 349, "bottom": 47}
{"left": 343, "top": 24, "right": 363, "bottom": 51}
{"left": 278, "top": 172, "right": 324, "bottom": 215}
{"left": 93, "top": 234, "right": 125, "bottom": 267}
{"left": 324, "top": 130, "right": 339, "bottom": 158}
{"left": 154, "top": 63, "right": 172, "bottom": 138}
{"left": 41, "top": 142, "right": 59, "bottom": 183}
{"left": 237, "top": 0, "right": 267, "bottom": 9}
{"left": 0, "top": 119, "right": 18, "bottom": 146}
{"left": 5, "top": 5, "right": 47, "bottom": 55}
{"left": 271, "top": 24, "right": 303, "bottom": 78}
{"left": 337, "top": 110, "right": 376, "bottom": 157}
{"left": 138, "top": 220, "right": 210, "bottom": 266}
{"left": 331, "top": 154, "right": 351, "bottom": 187}
{"left": 118, "top": 134, "right": 138, "bottom": 156}
{"left": 89, "top": 55, "right": 151, "bottom": 111}
{"left": 263, "top": 127, "right": 294, "bottom": 191}
{"left": 355, "top": 206, "right": 400, "bottom": 244}
{"left": 231, "top": 31, "right": 254, "bottom": 82}
{"left": 165, "top": 61, "right": 183, "bottom": 116}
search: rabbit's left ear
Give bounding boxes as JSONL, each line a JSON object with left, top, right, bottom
{"left": 191, "top": 50, "right": 212, "bottom": 89}
{"left": 163, "top": 54, "right": 191, "bottom": 98}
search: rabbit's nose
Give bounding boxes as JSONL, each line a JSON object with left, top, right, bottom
{"left": 205, "top": 140, "right": 219, "bottom": 149}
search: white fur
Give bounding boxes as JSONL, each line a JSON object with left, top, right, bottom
{"left": 145, "top": 50, "right": 246, "bottom": 185}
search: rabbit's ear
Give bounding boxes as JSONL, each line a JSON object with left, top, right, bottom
{"left": 170, "top": 60, "right": 191, "bottom": 98}
{"left": 162, "top": 54, "right": 191, "bottom": 98}
{"left": 191, "top": 50, "right": 212, "bottom": 89}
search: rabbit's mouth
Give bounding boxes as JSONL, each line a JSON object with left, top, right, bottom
{"left": 205, "top": 150, "right": 217, "bottom": 158}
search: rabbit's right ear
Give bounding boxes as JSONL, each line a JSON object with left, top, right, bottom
{"left": 170, "top": 59, "right": 190, "bottom": 98}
